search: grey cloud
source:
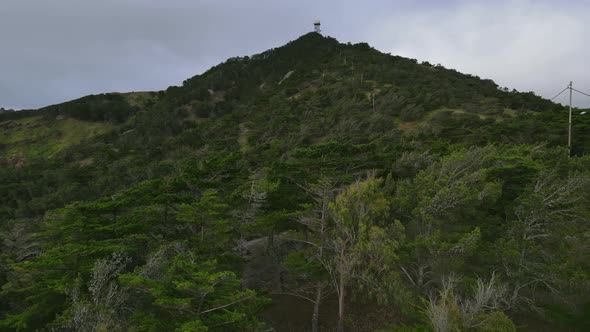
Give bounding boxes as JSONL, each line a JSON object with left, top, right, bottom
{"left": 365, "top": 0, "right": 590, "bottom": 107}
{"left": 1, "top": 0, "right": 589, "bottom": 109}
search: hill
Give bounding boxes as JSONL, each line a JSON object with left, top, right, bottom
{"left": 1, "top": 32, "right": 589, "bottom": 331}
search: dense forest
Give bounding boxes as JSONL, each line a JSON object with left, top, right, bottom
{"left": 1, "top": 32, "right": 589, "bottom": 331}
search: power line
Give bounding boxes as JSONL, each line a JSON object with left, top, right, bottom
{"left": 550, "top": 86, "right": 590, "bottom": 103}
{"left": 550, "top": 86, "right": 569, "bottom": 101}
{"left": 572, "top": 88, "right": 590, "bottom": 99}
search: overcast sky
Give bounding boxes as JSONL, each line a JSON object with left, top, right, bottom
{"left": 1, "top": 0, "right": 589, "bottom": 110}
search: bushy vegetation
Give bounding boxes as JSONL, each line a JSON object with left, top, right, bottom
{"left": 1, "top": 33, "right": 589, "bottom": 331}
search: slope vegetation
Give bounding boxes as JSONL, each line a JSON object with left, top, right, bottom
{"left": 1, "top": 33, "right": 589, "bottom": 331}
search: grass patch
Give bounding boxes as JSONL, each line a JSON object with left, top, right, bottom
{"left": 0, "top": 116, "right": 116, "bottom": 159}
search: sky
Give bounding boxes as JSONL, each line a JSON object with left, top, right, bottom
{"left": 1, "top": 0, "right": 589, "bottom": 110}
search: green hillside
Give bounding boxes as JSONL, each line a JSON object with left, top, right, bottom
{"left": 1, "top": 33, "right": 589, "bottom": 331}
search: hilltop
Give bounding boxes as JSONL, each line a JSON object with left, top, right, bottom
{"left": 1, "top": 33, "right": 589, "bottom": 331}
{"left": 2, "top": 33, "right": 585, "bottom": 163}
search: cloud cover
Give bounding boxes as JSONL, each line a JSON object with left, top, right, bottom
{"left": 0, "top": 0, "right": 588, "bottom": 109}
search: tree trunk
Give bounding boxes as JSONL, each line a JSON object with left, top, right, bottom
{"left": 337, "top": 276, "right": 345, "bottom": 332}
{"left": 312, "top": 286, "right": 322, "bottom": 332}
{"left": 417, "top": 265, "right": 424, "bottom": 288}
{"left": 267, "top": 227, "right": 274, "bottom": 254}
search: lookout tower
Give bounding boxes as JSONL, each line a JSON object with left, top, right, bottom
{"left": 313, "top": 20, "right": 321, "bottom": 33}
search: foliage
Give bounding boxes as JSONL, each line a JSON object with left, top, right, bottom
{"left": 1, "top": 32, "right": 589, "bottom": 331}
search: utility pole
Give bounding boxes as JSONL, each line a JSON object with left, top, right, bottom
{"left": 551, "top": 81, "right": 590, "bottom": 157}
{"left": 568, "top": 81, "right": 573, "bottom": 157}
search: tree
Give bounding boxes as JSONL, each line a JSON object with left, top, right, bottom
{"left": 425, "top": 273, "right": 515, "bottom": 332}
{"left": 54, "top": 252, "right": 131, "bottom": 331}
{"left": 324, "top": 176, "right": 401, "bottom": 332}
{"left": 281, "top": 178, "right": 336, "bottom": 332}
{"left": 119, "top": 242, "right": 269, "bottom": 331}
{"left": 176, "top": 188, "right": 230, "bottom": 251}
{"left": 393, "top": 146, "right": 500, "bottom": 291}
{"left": 498, "top": 169, "right": 590, "bottom": 308}
{"left": 232, "top": 171, "right": 279, "bottom": 255}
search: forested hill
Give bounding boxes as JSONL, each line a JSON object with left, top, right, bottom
{"left": 1, "top": 32, "right": 589, "bottom": 331}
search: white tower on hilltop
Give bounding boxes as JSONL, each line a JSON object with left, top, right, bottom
{"left": 314, "top": 20, "right": 321, "bottom": 33}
